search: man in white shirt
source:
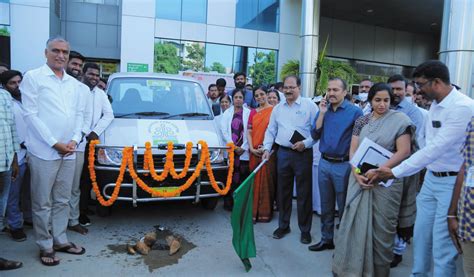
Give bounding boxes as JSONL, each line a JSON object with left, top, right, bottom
{"left": 262, "top": 75, "right": 318, "bottom": 245}
{"left": 20, "top": 37, "right": 86, "bottom": 266}
{"left": 368, "top": 60, "right": 474, "bottom": 276}
{"left": 71, "top": 62, "right": 113, "bottom": 230}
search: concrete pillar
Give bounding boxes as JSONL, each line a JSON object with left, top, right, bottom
{"left": 10, "top": 0, "right": 50, "bottom": 72}
{"left": 439, "top": 0, "right": 474, "bottom": 97}
{"left": 299, "top": 0, "right": 319, "bottom": 98}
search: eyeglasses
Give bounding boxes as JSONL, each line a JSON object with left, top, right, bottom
{"left": 414, "top": 80, "right": 432, "bottom": 90}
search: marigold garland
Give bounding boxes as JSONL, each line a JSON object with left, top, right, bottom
{"left": 88, "top": 140, "right": 236, "bottom": 205}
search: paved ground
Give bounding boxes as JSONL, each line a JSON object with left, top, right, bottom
{"left": 1, "top": 200, "right": 465, "bottom": 276}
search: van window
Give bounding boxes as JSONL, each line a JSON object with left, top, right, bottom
{"left": 108, "top": 77, "right": 211, "bottom": 118}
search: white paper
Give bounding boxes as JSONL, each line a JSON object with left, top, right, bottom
{"left": 350, "top": 138, "right": 394, "bottom": 187}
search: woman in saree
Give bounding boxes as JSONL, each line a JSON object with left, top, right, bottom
{"left": 221, "top": 89, "right": 250, "bottom": 211}
{"left": 332, "top": 83, "right": 415, "bottom": 277}
{"left": 247, "top": 86, "right": 275, "bottom": 222}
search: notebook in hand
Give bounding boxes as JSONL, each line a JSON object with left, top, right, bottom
{"left": 289, "top": 130, "right": 306, "bottom": 144}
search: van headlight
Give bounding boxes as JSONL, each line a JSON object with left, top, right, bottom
{"left": 97, "top": 148, "right": 123, "bottom": 166}
{"left": 209, "top": 150, "right": 224, "bottom": 164}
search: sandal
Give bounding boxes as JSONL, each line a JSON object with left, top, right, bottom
{"left": 68, "top": 224, "right": 88, "bottom": 235}
{"left": 0, "top": 257, "right": 23, "bottom": 270}
{"left": 39, "top": 251, "right": 60, "bottom": 266}
{"left": 54, "top": 243, "right": 86, "bottom": 255}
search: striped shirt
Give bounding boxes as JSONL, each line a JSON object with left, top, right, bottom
{"left": 458, "top": 116, "right": 474, "bottom": 241}
{"left": 0, "top": 89, "right": 20, "bottom": 172}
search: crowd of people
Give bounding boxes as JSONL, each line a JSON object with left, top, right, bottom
{"left": 1, "top": 35, "right": 474, "bottom": 277}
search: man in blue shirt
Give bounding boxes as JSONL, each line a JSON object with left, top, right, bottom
{"left": 309, "top": 77, "right": 363, "bottom": 251}
{"left": 231, "top": 72, "right": 257, "bottom": 108}
{"left": 387, "top": 74, "right": 425, "bottom": 267}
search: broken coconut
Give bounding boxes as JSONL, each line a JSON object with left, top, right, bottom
{"left": 135, "top": 241, "right": 150, "bottom": 255}
{"left": 166, "top": 235, "right": 181, "bottom": 256}
{"left": 144, "top": 232, "right": 157, "bottom": 247}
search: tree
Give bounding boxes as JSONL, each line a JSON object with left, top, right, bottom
{"left": 248, "top": 51, "right": 276, "bottom": 87}
{"left": 0, "top": 27, "right": 10, "bottom": 37}
{"left": 280, "top": 59, "right": 299, "bottom": 80}
{"left": 154, "top": 42, "right": 181, "bottom": 74}
{"left": 182, "top": 43, "right": 205, "bottom": 72}
{"left": 208, "top": 62, "right": 226, "bottom": 73}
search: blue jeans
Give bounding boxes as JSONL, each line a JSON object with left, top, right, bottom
{"left": 411, "top": 171, "right": 458, "bottom": 277}
{"left": 318, "top": 158, "right": 351, "bottom": 242}
{"left": 6, "top": 163, "right": 27, "bottom": 230}
{"left": 0, "top": 169, "right": 12, "bottom": 230}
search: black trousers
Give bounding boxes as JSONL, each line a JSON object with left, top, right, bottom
{"left": 79, "top": 142, "right": 92, "bottom": 212}
{"left": 276, "top": 147, "right": 313, "bottom": 233}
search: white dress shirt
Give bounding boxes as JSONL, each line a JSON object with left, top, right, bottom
{"left": 77, "top": 86, "right": 114, "bottom": 152}
{"left": 20, "top": 64, "right": 84, "bottom": 161}
{"left": 12, "top": 99, "right": 27, "bottom": 165}
{"left": 392, "top": 87, "right": 474, "bottom": 178}
{"left": 220, "top": 105, "right": 250, "bottom": 161}
{"left": 263, "top": 96, "right": 318, "bottom": 151}
{"left": 416, "top": 105, "right": 429, "bottom": 148}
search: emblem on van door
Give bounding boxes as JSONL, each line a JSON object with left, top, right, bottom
{"left": 149, "top": 121, "right": 179, "bottom": 145}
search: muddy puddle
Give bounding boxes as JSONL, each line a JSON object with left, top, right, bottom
{"left": 107, "top": 229, "right": 196, "bottom": 272}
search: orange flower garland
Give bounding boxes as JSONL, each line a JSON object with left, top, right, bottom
{"left": 88, "top": 140, "right": 236, "bottom": 205}
{"left": 88, "top": 140, "right": 130, "bottom": 206}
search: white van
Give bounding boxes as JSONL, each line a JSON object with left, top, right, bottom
{"left": 93, "top": 72, "right": 229, "bottom": 215}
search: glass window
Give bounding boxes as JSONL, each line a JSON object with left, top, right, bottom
{"left": 156, "top": 0, "right": 207, "bottom": 23}
{"left": 182, "top": 0, "right": 207, "bottom": 23}
{"left": 154, "top": 38, "right": 183, "bottom": 74}
{"left": 109, "top": 77, "right": 211, "bottom": 118}
{"left": 181, "top": 41, "right": 205, "bottom": 72}
{"left": 236, "top": 0, "right": 279, "bottom": 32}
{"left": 248, "top": 48, "right": 277, "bottom": 86}
{"left": 156, "top": 0, "right": 182, "bottom": 21}
{"left": 204, "top": 43, "right": 234, "bottom": 74}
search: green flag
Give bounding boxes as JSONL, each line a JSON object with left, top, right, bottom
{"left": 231, "top": 171, "right": 256, "bottom": 272}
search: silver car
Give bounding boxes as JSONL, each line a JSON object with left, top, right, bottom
{"left": 93, "top": 72, "right": 229, "bottom": 215}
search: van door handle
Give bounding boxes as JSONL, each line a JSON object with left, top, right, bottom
{"left": 157, "top": 143, "right": 185, "bottom": 150}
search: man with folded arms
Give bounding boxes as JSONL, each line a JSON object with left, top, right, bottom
{"left": 20, "top": 36, "right": 86, "bottom": 266}
{"left": 309, "top": 77, "right": 362, "bottom": 251}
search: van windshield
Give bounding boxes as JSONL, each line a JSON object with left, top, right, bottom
{"left": 108, "top": 77, "right": 211, "bottom": 119}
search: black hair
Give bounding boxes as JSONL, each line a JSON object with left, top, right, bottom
{"left": 283, "top": 75, "right": 301, "bottom": 86}
{"left": 274, "top": 82, "right": 284, "bottom": 91}
{"left": 267, "top": 89, "right": 281, "bottom": 101}
{"left": 233, "top": 72, "right": 246, "bottom": 80}
{"left": 220, "top": 94, "right": 231, "bottom": 103}
{"left": 360, "top": 78, "right": 372, "bottom": 84}
{"left": 100, "top": 77, "right": 107, "bottom": 83}
{"left": 328, "top": 77, "right": 347, "bottom": 91}
{"left": 82, "top": 62, "right": 100, "bottom": 74}
{"left": 208, "top": 84, "right": 217, "bottom": 90}
{"left": 387, "top": 74, "right": 408, "bottom": 88}
{"left": 368, "top": 82, "right": 394, "bottom": 104}
{"left": 413, "top": 60, "right": 450, "bottom": 84}
{"left": 231, "top": 88, "right": 245, "bottom": 99}
{"left": 253, "top": 85, "right": 268, "bottom": 97}
{"left": 69, "top": 50, "right": 85, "bottom": 62}
{"left": 0, "top": 62, "right": 9, "bottom": 70}
{"left": 0, "top": 70, "right": 22, "bottom": 86}
{"left": 216, "top": 78, "right": 226, "bottom": 87}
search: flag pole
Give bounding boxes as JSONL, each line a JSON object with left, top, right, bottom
{"left": 252, "top": 150, "right": 274, "bottom": 174}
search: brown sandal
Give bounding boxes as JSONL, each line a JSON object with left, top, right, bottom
{"left": 39, "top": 251, "right": 60, "bottom": 266}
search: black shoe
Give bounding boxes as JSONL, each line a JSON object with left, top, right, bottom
{"left": 10, "top": 228, "right": 27, "bottom": 242}
{"left": 390, "top": 254, "right": 403, "bottom": 268}
{"left": 308, "top": 240, "right": 335, "bottom": 251}
{"left": 79, "top": 214, "right": 91, "bottom": 227}
{"left": 0, "top": 258, "right": 22, "bottom": 270}
{"left": 300, "top": 232, "right": 311, "bottom": 244}
{"left": 272, "top": 227, "right": 290, "bottom": 239}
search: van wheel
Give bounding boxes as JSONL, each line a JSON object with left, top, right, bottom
{"left": 201, "top": 198, "right": 219, "bottom": 210}
{"left": 96, "top": 204, "right": 112, "bottom": 217}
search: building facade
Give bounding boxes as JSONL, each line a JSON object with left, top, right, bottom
{"left": 1, "top": 0, "right": 472, "bottom": 96}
